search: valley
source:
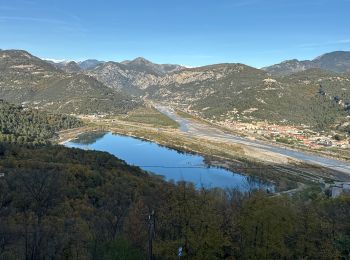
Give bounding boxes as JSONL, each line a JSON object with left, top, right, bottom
{"left": 2, "top": 1, "right": 350, "bottom": 257}
{"left": 155, "top": 105, "right": 350, "bottom": 177}
{"left": 1, "top": 48, "right": 349, "bottom": 191}
{"left": 56, "top": 102, "right": 349, "bottom": 193}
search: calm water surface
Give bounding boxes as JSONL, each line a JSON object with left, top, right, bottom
{"left": 65, "top": 132, "right": 274, "bottom": 191}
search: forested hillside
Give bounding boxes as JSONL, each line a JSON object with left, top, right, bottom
{"left": 144, "top": 66, "right": 350, "bottom": 132}
{"left": 0, "top": 143, "right": 349, "bottom": 259}
{"left": 0, "top": 100, "right": 83, "bottom": 144}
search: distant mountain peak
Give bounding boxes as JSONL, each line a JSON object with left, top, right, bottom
{"left": 45, "top": 58, "right": 107, "bottom": 72}
{"left": 0, "top": 49, "right": 139, "bottom": 114}
{"left": 133, "top": 57, "right": 150, "bottom": 63}
{"left": 44, "top": 59, "right": 81, "bottom": 73}
{"left": 263, "top": 51, "right": 350, "bottom": 75}
{"left": 64, "top": 61, "right": 81, "bottom": 73}
{"left": 78, "top": 59, "right": 105, "bottom": 70}
{"left": 119, "top": 57, "right": 184, "bottom": 75}
{"left": 314, "top": 50, "right": 349, "bottom": 60}
{"left": 281, "top": 59, "right": 299, "bottom": 64}
{"left": 1, "top": 49, "right": 59, "bottom": 72}
{"left": 121, "top": 57, "right": 151, "bottom": 65}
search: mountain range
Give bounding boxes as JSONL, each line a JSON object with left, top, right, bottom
{"left": 78, "top": 51, "right": 350, "bottom": 131}
{"left": 45, "top": 59, "right": 104, "bottom": 72}
{"left": 0, "top": 50, "right": 138, "bottom": 114}
{"left": 46, "top": 50, "right": 350, "bottom": 77}
{"left": 46, "top": 57, "right": 184, "bottom": 75}
{"left": 262, "top": 51, "right": 350, "bottom": 76}
{"left": 1, "top": 49, "right": 350, "bottom": 133}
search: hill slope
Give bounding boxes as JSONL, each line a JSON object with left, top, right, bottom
{"left": 3, "top": 49, "right": 348, "bottom": 131}
{"left": 121, "top": 57, "right": 184, "bottom": 75}
{"left": 263, "top": 51, "right": 350, "bottom": 75}
{"left": 85, "top": 58, "right": 184, "bottom": 94}
{"left": 1, "top": 142, "right": 349, "bottom": 259}
{"left": 84, "top": 57, "right": 350, "bottom": 131}
{"left": 142, "top": 65, "right": 350, "bottom": 131}
{"left": 0, "top": 50, "right": 139, "bottom": 114}
{"left": 78, "top": 59, "right": 104, "bottom": 70}
{"left": 0, "top": 100, "right": 83, "bottom": 144}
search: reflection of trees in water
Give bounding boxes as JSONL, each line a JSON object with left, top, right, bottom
{"left": 123, "top": 134, "right": 195, "bottom": 156}
{"left": 71, "top": 131, "right": 107, "bottom": 145}
{"left": 246, "top": 175, "right": 274, "bottom": 192}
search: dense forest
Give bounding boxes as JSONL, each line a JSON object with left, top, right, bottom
{"left": 0, "top": 143, "right": 349, "bottom": 259}
{"left": 0, "top": 100, "right": 83, "bottom": 144}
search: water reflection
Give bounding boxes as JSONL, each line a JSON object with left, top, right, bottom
{"left": 71, "top": 131, "right": 107, "bottom": 145}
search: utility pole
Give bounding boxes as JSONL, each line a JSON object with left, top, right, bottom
{"left": 148, "top": 210, "right": 155, "bottom": 260}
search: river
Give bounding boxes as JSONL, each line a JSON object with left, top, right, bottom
{"left": 155, "top": 105, "right": 350, "bottom": 180}
{"left": 64, "top": 131, "right": 274, "bottom": 191}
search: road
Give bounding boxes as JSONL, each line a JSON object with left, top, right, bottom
{"left": 155, "top": 105, "right": 350, "bottom": 179}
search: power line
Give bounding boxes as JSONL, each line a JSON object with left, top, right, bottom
{"left": 137, "top": 164, "right": 350, "bottom": 169}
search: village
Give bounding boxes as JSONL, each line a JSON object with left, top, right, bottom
{"left": 219, "top": 119, "right": 350, "bottom": 149}
{"left": 75, "top": 104, "right": 350, "bottom": 152}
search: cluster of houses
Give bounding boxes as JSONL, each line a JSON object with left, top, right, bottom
{"left": 219, "top": 120, "right": 350, "bottom": 149}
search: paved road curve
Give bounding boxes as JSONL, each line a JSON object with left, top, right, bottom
{"left": 155, "top": 105, "right": 350, "bottom": 179}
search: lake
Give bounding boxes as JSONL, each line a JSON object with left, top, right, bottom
{"left": 64, "top": 132, "right": 274, "bottom": 191}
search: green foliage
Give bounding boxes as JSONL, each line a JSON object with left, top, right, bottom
{"left": 0, "top": 143, "right": 162, "bottom": 259}
{"left": 237, "top": 194, "right": 296, "bottom": 258}
{"left": 120, "top": 106, "right": 179, "bottom": 128}
{"left": 94, "top": 237, "right": 144, "bottom": 260}
{"left": 334, "top": 134, "right": 346, "bottom": 141}
{"left": 0, "top": 100, "right": 83, "bottom": 144}
{"left": 152, "top": 184, "right": 228, "bottom": 259}
{"left": 70, "top": 131, "right": 107, "bottom": 145}
{"left": 0, "top": 142, "right": 349, "bottom": 259}
{"left": 276, "top": 136, "right": 300, "bottom": 145}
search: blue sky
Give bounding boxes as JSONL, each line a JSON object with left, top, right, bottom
{"left": 1, "top": 0, "right": 349, "bottom": 67}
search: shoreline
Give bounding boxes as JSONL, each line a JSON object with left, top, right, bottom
{"left": 61, "top": 129, "right": 289, "bottom": 191}
{"left": 58, "top": 124, "right": 346, "bottom": 192}
{"left": 57, "top": 126, "right": 98, "bottom": 145}
{"left": 57, "top": 123, "right": 350, "bottom": 176}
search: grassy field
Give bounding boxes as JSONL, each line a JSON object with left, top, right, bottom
{"left": 119, "top": 106, "right": 179, "bottom": 128}
{"left": 174, "top": 109, "right": 197, "bottom": 120}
